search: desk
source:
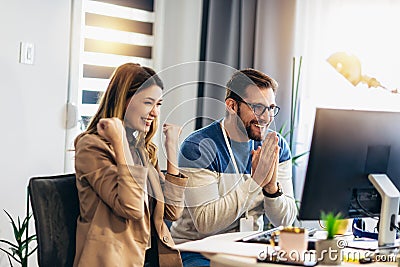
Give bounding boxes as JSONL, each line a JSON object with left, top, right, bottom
{"left": 174, "top": 232, "right": 399, "bottom": 266}
{"left": 205, "top": 253, "right": 396, "bottom": 267}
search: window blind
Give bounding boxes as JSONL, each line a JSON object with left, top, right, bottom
{"left": 79, "top": 0, "right": 155, "bottom": 129}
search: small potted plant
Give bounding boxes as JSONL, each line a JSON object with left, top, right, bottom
{"left": 0, "top": 210, "right": 37, "bottom": 267}
{"left": 315, "top": 211, "right": 347, "bottom": 265}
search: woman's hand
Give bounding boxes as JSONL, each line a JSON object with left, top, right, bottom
{"left": 163, "top": 123, "right": 182, "bottom": 176}
{"left": 97, "top": 118, "right": 126, "bottom": 146}
{"left": 163, "top": 123, "right": 181, "bottom": 153}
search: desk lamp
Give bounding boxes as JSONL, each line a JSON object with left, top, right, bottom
{"left": 327, "top": 52, "right": 400, "bottom": 94}
{"left": 327, "top": 52, "right": 387, "bottom": 89}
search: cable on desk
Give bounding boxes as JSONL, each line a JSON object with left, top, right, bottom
{"left": 352, "top": 196, "right": 400, "bottom": 235}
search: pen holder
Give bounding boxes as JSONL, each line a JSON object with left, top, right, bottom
{"left": 278, "top": 227, "right": 308, "bottom": 263}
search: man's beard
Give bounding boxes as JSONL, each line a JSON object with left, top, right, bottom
{"left": 236, "top": 106, "right": 263, "bottom": 141}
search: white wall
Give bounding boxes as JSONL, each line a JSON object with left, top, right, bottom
{"left": 0, "top": 0, "right": 71, "bottom": 265}
{"left": 0, "top": 0, "right": 202, "bottom": 264}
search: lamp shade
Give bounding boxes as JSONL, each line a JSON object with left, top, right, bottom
{"left": 327, "top": 52, "right": 362, "bottom": 86}
{"left": 327, "top": 52, "right": 387, "bottom": 89}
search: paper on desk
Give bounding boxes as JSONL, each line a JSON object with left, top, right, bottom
{"left": 173, "top": 232, "right": 274, "bottom": 258}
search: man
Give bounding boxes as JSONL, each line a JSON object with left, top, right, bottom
{"left": 170, "top": 69, "right": 297, "bottom": 266}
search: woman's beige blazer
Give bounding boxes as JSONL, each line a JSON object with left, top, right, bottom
{"left": 73, "top": 133, "right": 188, "bottom": 267}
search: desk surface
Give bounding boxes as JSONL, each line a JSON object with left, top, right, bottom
{"left": 175, "top": 231, "right": 399, "bottom": 267}
{"left": 205, "top": 252, "right": 397, "bottom": 267}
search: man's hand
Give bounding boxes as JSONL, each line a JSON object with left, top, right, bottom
{"left": 263, "top": 156, "right": 278, "bottom": 194}
{"left": 251, "top": 132, "right": 279, "bottom": 191}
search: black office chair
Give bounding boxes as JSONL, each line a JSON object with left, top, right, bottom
{"left": 28, "top": 173, "right": 79, "bottom": 267}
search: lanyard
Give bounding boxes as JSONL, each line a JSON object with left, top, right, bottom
{"left": 220, "top": 119, "right": 254, "bottom": 183}
{"left": 221, "top": 120, "right": 259, "bottom": 224}
{"left": 220, "top": 119, "right": 240, "bottom": 177}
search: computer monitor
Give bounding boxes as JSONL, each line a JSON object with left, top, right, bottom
{"left": 299, "top": 108, "right": 400, "bottom": 246}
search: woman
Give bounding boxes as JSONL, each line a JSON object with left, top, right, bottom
{"left": 73, "top": 63, "right": 188, "bottom": 267}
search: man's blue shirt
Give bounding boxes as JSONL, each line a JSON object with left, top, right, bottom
{"left": 179, "top": 120, "right": 291, "bottom": 175}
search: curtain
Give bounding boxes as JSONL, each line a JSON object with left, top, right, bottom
{"left": 253, "top": 0, "right": 297, "bottom": 132}
{"left": 196, "top": 0, "right": 258, "bottom": 128}
{"left": 196, "top": 0, "right": 297, "bottom": 132}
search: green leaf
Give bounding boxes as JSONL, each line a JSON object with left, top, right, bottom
{"left": 289, "top": 56, "right": 303, "bottom": 152}
{"left": 0, "top": 247, "right": 21, "bottom": 264}
{"left": 21, "top": 235, "right": 37, "bottom": 246}
{"left": 278, "top": 122, "right": 287, "bottom": 135}
{"left": 21, "top": 236, "right": 37, "bottom": 253}
{"left": 10, "top": 247, "right": 21, "bottom": 258}
{"left": 18, "top": 216, "right": 21, "bottom": 234}
{"left": 27, "top": 245, "right": 38, "bottom": 257}
{"left": 3, "top": 210, "right": 20, "bottom": 244}
{"left": 7, "top": 255, "right": 14, "bottom": 267}
{"left": 1, "top": 209, "right": 37, "bottom": 266}
{"left": 21, "top": 214, "right": 31, "bottom": 234}
{"left": 292, "top": 151, "right": 309, "bottom": 166}
{"left": 292, "top": 151, "right": 309, "bottom": 164}
{"left": 0, "top": 239, "right": 18, "bottom": 249}
{"left": 285, "top": 56, "right": 308, "bottom": 160}
{"left": 320, "top": 211, "right": 343, "bottom": 239}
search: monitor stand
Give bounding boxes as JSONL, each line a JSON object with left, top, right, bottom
{"left": 368, "top": 174, "right": 400, "bottom": 248}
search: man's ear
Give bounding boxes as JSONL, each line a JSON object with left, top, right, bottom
{"left": 225, "top": 98, "right": 237, "bottom": 114}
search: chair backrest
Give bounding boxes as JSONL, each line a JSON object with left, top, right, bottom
{"left": 28, "top": 173, "right": 79, "bottom": 267}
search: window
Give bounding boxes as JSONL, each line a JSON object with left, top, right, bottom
{"left": 79, "top": 0, "right": 155, "bottom": 129}
{"left": 65, "top": 0, "right": 156, "bottom": 172}
{"left": 293, "top": 0, "right": 400, "bottom": 198}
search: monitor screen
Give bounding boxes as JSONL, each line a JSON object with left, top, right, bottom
{"left": 299, "top": 108, "right": 400, "bottom": 220}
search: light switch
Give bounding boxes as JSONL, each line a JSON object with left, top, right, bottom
{"left": 19, "top": 42, "right": 35, "bottom": 65}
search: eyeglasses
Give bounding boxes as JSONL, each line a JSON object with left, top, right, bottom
{"left": 237, "top": 99, "right": 280, "bottom": 117}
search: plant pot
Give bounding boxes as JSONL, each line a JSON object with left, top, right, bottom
{"left": 315, "top": 238, "right": 342, "bottom": 265}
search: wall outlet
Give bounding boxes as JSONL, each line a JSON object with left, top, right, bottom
{"left": 19, "top": 42, "right": 35, "bottom": 65}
